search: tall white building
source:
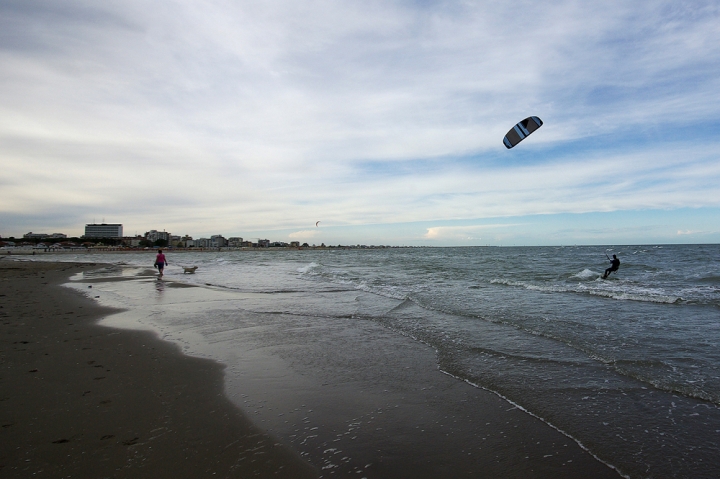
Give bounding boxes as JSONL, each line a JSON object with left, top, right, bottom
{"left": 84, "top": 223, "right": 123, "bottom": 238}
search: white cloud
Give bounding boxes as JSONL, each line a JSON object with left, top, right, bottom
{"left": 288, "top": 230, "right": 319, "bottom": 240}
{"left": 1, "top": 1, "right": 720, "bottom": 242}
{"left": 424, "top": 224, "right": 518, "bottom": 240}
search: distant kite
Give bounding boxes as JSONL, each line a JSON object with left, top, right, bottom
{"left": 503, "top": 116, "right": 543, "bottom": 149}
{"left": 316, "top": 221, "right": 320, "bottom": 227}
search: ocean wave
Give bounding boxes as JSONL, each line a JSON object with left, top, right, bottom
{"left": 587, "top": 290, "right": 682, "bottom": 304}
{"left": 490, "top": 278, "right": 682, "bottom": 304}
{"left": 697, "top": 275, "right": 720, "bottom": 284}
{"left": 490, "top": 278, "right": 568, "bottom": 294}
{"left": 297, "top": 262, "right": 319, "bottom": 274}
{"left": 355, "top": 281, "right": 409, "bottom": 301}
{"left": 571, "top": 269, "right": 599, "bottom": 279}
{"left": 610, "top": 360, "right": 720, "bottom": 406}
{"left": 297, "top": 262, "right": 415, "bottom": 301}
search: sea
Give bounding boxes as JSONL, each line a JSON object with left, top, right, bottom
{"left": 26, "top": 244, "right": 720, "bottom": 477}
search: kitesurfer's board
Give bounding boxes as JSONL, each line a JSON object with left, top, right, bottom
{"left": 503, "top": 116, "right": 543, "bottom": 149}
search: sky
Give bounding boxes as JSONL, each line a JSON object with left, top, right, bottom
{"left": 1, "top": 0, "right": 719, "bottom": 246}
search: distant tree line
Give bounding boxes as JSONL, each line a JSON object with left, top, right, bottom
{"left": 1, "top": 236, "right": 125, "bottom": 246}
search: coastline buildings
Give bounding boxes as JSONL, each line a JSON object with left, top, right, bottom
{"left": 180, "top": 235, "right": 193, "bottom": 248}
{"left": 210, "top": 235, "right": 227, "bottom": 248}
{"left": 228, "top": 237, "right": 243, "bottom": 247}
{"left": 145, "top": 230, "right": 170, "bottom": 244}
{"left": 121, "top": 236, "right": 144, "bottom": 247}
{"left": 9, "top": 223, "right": 394, "bottom": 250}
{"left": 23, "top": 232, "right": 67, "bottom": 240}
{"left": 84, "top": 223, "right": 123, "bottom": 238}
{"left": 3, "top": 227, "right": 397, "bottom": 251}
{"left": 193, "top": 235, "right": 227, "bottom": 248}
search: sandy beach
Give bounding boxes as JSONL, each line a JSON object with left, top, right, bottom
{"left": 0, "top": 260, "right": 315, "bottom": 478}
{"left": 0, "top": 259, "right": 622, "bottom": 478}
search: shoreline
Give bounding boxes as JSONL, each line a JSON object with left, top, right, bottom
{"left": 1, "top": 259, "right": 622, "bottom": 478}
{"left": 1, "top": 246, "right": 403, "bottom": 256}
{"left": 0, "top": 260, "right": 316, "bottom": 478}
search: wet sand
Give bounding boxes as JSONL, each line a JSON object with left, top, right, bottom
{"left": 0, "top": 260, "right": 316, "bottom": 478}
{"left": 0, "top": 260, "right": 622, "bottom": 478}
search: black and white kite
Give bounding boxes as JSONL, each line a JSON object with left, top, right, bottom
{"left": 503, "top": 116, "right": 543, "bottom": 149}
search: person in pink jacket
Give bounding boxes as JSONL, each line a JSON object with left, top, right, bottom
{"left": 154, "top": 250, "right": 168, "bottom": 277}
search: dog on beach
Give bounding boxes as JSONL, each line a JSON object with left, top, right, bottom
{"left": 182, "top": 266, "right": 198, "bottom": 274}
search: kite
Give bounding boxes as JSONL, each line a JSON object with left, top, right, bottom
{"left": 503, "top": 116, "right": 543, "bottom": 149}
{"left": 316, "top": 221, "right": 320, "bottom": 227}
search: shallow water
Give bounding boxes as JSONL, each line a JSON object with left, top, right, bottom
{"left": 34, "top": 245, "right": 720, "bottom": 477}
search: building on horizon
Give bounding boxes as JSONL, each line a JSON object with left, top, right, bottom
{"left": 192, "top": 235, "right": 228, "bottom": 248}
{"left": 84, "top": 223, "right": 123, "bottom": 238}
{"left": 210, "top": 235, "right": 227, "bottom": 248}
{"left": 228, "top": 237, "right": 243, "bottom": 247}
{"left": 23, "top": 232, "right": 67, "bottom": 240}
{"left": 194, "top": 238, "right": 210, "bottom": 248}
{"left": 145, "top": 230, "right": 170, "bottom": 243}
{"left": 180, "top": 235, "right": 193, "bottom": 248}
{"left": 121, "top": 236, "right": 144, "bottom": 247}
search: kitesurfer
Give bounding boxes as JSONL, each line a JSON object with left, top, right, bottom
{"left": 602, "top": 254, "right": 620, "bottom": 279}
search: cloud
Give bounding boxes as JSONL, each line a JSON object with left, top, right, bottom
{"left": 424, "top": 224, "right": 518, "bottom": 240}
{"left": 288, "top": 230, "right": 319, "bottom": 240}
{"left": 1, "top": 1, "right": 720, "bottom": 242}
